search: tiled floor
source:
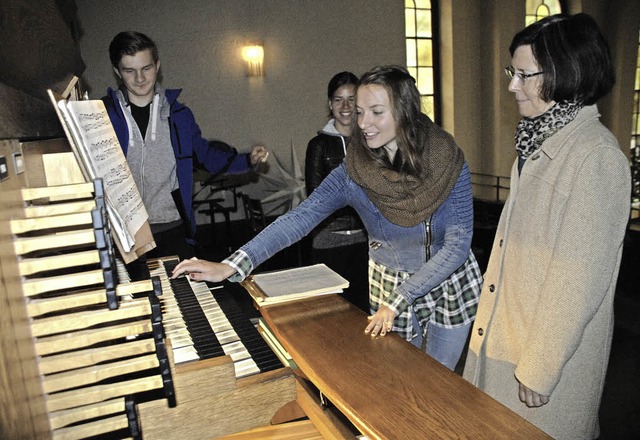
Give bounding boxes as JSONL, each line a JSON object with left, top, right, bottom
{"left": 195, "top": 220, "right": 640, "bottom": 439}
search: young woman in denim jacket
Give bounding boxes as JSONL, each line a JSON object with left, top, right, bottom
{"left": 173, "top": 65, "right": 482, "bottom": 370}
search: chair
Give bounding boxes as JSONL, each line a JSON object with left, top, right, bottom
{"left": 241, "top": 193, "right": 267, "bottom": 238}
{"left": 192, "top": 175, "right": 239, "bottom": 246}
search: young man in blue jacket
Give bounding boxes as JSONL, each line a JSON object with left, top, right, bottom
{"left": 102, "top": 31, "right": 268, "bottom": 261}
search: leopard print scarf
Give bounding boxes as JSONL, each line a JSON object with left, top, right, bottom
{"left": 515, "top": 100, "right": 583, "bottom": 159}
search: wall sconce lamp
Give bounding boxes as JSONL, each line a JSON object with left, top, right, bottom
{"left": 242, "top": 44, "right": 264, "bottom": 77}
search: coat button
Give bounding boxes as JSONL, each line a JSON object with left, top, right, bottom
{"left": 499, "top": 239, "right": 504, "bottom": 247}
{"left": 489, "top": 284, "right": 495, "bottom": 292}
{"left": 532, "top": 154, "right": 540, "bottom": 160}
{"left": 478, "top": 328, "right": 484, "bottom": 336}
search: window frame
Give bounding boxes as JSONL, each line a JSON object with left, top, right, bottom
{"left": 405, "top": 0, "right": 441, "bottom": 125}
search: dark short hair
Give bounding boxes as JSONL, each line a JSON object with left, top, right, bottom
{"left": 509, "top": 13, "right": 614, "bottom": 105}
{"left": 327, "top": 71, "right": 359, "bottom": 99}
{"left": 109, "top": 31, "right": 159, "bottom": 68}
{"left": 326, "top": 71, "right": 359, "bottom": 118}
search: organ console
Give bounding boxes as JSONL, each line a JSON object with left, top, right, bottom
{"left": 0, "top": 150, "right": 298, "bottom": 439}
{"left": 0, "top": 3, "right": 301, "bottom": 431}
{"left": 0, "top": 140, "right": 553, "bottom": 440}
{"left": 0, "top": 4, "right": 552, "bottom": 434}
{"left": 146, "top": 257, "right": 283, "bottom": 376}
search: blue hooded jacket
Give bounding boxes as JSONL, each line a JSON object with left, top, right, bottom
{"left": 103, "top": 87, "right": 253, "bottom": 241}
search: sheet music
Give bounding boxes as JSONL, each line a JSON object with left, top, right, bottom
{"left": 250, "top": 264, "right": 349, "bottom": 304}
{"left": 56, "top": 99, "right": 148, "bottom": 251}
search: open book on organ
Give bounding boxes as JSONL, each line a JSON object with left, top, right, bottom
{"left": 48, "top": 79, "right": 155, "bottom": 263}
{"left": 241, "top": 263, "right": 349, "bottom": 306}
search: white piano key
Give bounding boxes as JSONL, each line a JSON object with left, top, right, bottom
{"left": 168, "top": 336, "right": 192, "bottom": 350}
{"left": 234, "top": 358, "right": 260, "bottom": 377}
{"left": 152, "top": 258, "right": 263, "bottom": 377}
{"left": 172, "top": 345, "right": 200, "bottom": 364}
{"left": 216, "top": 330, "right": 240, "bottom": 345}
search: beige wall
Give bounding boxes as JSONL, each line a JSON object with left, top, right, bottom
{"left": 585, "top": 0, "right": 640, "bottom": 150}
{"left": 438, "top": 0, "right": 640, "bottom": 198}
{"left": 76, "top": 0, "right": 405, "bottom": 211}
{"left": 440, "top": 0, "right": 524, "bottom": 195}
{"left": 76, "top": 0, "right": 640, "bottom": 207}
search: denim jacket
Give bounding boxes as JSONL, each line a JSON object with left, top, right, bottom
{"left": 238, "top": 161, "right": 474, "bottom": 307}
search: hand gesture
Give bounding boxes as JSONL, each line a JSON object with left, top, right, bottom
{"left": 171, "top": 257, "right": 235, "bottom": 283}
{"left": 518, "top": 381, "right": 550, "bottom": 408}
{"left": 364, "top": 305, "right": 397, "bottom": 337}
{"left": 249, "top": 145, "right": 269, "bottom": 166}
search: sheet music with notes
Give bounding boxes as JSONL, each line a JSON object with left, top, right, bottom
{"left": 245, "top": 264, "right": 349, "bottom": 306}
{"left": 55, "top": 99, "right": 148, "bottom": 252}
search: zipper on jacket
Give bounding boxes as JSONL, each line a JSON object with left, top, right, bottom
{"left": 424, "top": 216, "right": 432, "bottom": 261}
{"left": 139, "top": 118, "right": 145, "bottom": 200}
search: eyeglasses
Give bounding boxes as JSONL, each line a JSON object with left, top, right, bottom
{"left": 504, "top": 66, "right": 544, "bottom": 84}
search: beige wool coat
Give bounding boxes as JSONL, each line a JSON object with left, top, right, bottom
{"left": 463, "top": 105, "right": 631, "bottom": 439}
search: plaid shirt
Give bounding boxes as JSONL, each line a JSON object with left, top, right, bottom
{"left": 225, "top": 249, "right": 482, "bottom": 342}
{"left": 370, "top": 252, "right": 482, "bottom": 341}
{"left": 223, "top": 250, "right": 254, "bottom": 282}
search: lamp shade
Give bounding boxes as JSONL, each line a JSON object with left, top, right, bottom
{"left": 241, "top": 45, "right": 264, "bottom": 76}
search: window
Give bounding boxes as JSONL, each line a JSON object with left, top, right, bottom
{"left": 405, "top": 0, "right": 439, "bottom": 123}
{"left": 631, "top": 31, "right": 640, "bottom": 207}
{"left": 525, "top": 0, "right": 562, "bottom": 26}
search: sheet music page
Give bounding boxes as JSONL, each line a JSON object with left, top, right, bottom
{"left": 57, "top": 99, "right": 148, "bottom": 251}
{"left": 251, "top": 264, "right": 349, "bottom": 300}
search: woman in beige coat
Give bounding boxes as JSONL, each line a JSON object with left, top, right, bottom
{"left": 463, "top": 14, "right": 630, "bottom": 440}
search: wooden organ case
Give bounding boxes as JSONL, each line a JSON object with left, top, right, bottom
{"left": 0, "top": 156, "right": 297, "bottom": 439}
{"left": 0, "top": 2, "right": 296, "bottom": 438}
{"left": 1, "top": 3, "right": 553, "bottom": 439}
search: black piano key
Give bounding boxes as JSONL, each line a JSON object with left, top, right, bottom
{"left": 153, "top": 257, "right": 282, "bottom": 376}
{"left": 210, "top": 287, "right": 283, "bottom": 373}
{"left": 163, "top": 260, "right": 225, "bottom": 359}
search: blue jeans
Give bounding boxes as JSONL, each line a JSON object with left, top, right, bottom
{"left": 410, "top": 312, "right": 472, "bottom": 370}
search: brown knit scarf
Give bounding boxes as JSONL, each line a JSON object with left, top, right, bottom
{"left": 346, "top": 116, "right": 464, "bottom": 227}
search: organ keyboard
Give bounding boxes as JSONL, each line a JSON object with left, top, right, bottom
{"left": 145, "top": 256, "right": 284, "bottom": 378}
{"left": 0, "top": 150, "right": 297, "bottom": 439}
